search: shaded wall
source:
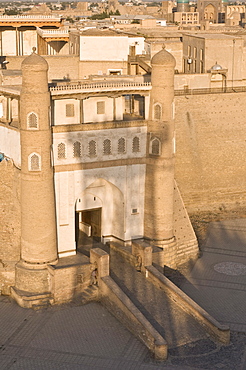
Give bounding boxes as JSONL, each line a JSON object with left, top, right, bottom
{"left": 174, "top": 91, "right": 246, "bottom": 211}
{"left": 0, "top": 160, "right": 20, "bottom": 293}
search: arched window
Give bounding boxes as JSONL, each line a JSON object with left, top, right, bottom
{"left": 132, "top": 136, "right": 140, "bottom": 153}
{"left": 73, "top": 141, "right": 81, "bottom": 158}
{"left": 150, "top": 138, "right": 161, "bottom": 156}
{"left": 103, "top": 139, "right": 111, "bottom": 155}
{"left": 28, "top": 153, "right": 41, "bottom": 171}
{"left": 57, "top": 142, "right": 66, "bottom": 159}
{"left": 27, "top": 112, "right": 38, "bottom": 129}
{"left": 154, "top": 104, "right": 161, "bottom": 120}
{"left": 118, "top": 137, "right": 126, "bottom": 154}
{"left": 89, "top": 140, "right": 96, "bottom": 157}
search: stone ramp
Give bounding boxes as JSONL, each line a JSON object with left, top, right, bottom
{"left": 109, "top": 249, "right": 213, "bottom": 350}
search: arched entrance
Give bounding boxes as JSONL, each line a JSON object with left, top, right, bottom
{"left": 204, "top": 4, "right": 217, "bottom": 23}
{"left": 75, "top": 178, "right": 125, "bottom": 248}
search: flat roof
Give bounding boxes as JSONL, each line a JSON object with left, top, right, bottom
{"left": 184, "top": 33, "right": 242, "bottom": 40}
{"left": 79, "top": 29, "right": 126, "bottom": 37}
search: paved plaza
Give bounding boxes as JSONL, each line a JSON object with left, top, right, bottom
{"left": 0, "top": 218, "right": 246, "bottom": 369}
{"left": 180, "top": 218, "right": 246, "bottom": 333}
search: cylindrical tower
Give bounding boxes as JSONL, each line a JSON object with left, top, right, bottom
{"left": 177, "top": 0, "right": 189, "bottom": 12}
{"left": 12, "top": 50, "right": 58, "bottom": 306}
{"left": 20, "top": 51, "right": 57, "bottom": 264}
{"left": 144, "top": 46, "right": 177, "bottom": 267}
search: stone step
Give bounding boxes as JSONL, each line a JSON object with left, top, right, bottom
{"left": 81, "top": 285, "right": 99, "bottom": 305}
{"left": 32, "top": 300, "right": 50, "bottom": 311}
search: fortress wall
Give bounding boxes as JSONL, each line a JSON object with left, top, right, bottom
{"left": 6, "top": 55, "right": 80, "bottom": 82}
{"left": 0, "top": 160, "right": 20, "bottom": 293}
{"left": 174, "top": 92, "right": 246, "bottom": 212}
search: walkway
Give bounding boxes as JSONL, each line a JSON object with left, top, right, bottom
{"left": 179, "top": 218, "right": 246, "bottom": 333}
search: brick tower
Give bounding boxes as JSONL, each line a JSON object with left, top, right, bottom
{"left": 144, "top": 46, "right": 177, "bottom": 267}
{"left": 11, "top": 49, "right": 58, "bottom": 307}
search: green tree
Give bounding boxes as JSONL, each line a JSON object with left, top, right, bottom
{"left": 89, "top": 12, "right": 109, "bottom": 20}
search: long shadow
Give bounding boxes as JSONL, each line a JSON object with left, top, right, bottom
{"left": 77, "top": 230, "right": 217, "bottom": 353}
{"left": 110, "top": 268, "right": 167, "bottom": 340}
{"left": 109, "top": 250, "right": 210, "bottom": 350}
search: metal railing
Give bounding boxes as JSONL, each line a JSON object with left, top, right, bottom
{"left": 50, "top": 81, "right": 246, "bottom": 96}
{"left": 174, "top": 86, "right": 246, "bottom": 96}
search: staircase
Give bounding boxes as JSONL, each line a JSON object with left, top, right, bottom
{"left": 80, "top": 285, "right": 99, "bottom": 305}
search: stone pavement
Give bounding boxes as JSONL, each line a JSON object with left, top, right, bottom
{"left": 0, "top": 295, "right": 246, "bottom": 370}
{"left": 180, "top": 218, "right": 246, "bottom": 333}
{"left": 0, "top": 218, "right": 246, "bottom": 369}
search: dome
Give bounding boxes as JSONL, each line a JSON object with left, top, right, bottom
{"left": 151, "top": 45, "right": 176, "bottom": 67}
{"left": 177, "top": 0, "right": 189, "bottom": 3}
{"left": 22, "top": 48, "right": 48, "bottom": 70}
{"left": 210, "top": 62, "right": 223, "bottom": 71}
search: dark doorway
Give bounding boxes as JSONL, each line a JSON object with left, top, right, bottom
{"left": 123, "top": 94, "right": 145, "bottom": 120}
{"left": 81, "top": 208, "right": 102, "bottom": 241}
{"left": 75, "top": 208, "right": 102, "bottom": 254}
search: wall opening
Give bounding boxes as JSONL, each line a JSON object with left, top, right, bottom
{"left": 75, "top": 208, "right": 102, "bottom": 249}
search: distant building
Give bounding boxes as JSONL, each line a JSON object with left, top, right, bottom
{"left": 197, "top": 0, "right": 228, "bottom": 23}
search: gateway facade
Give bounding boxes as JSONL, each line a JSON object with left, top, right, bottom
{"left": 0, "top": 48, "right": 198, "bottom": 306}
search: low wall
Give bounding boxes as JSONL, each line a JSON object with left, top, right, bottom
{"left": 48, "top": 262, "right": 91, "bottom": 304}
{"left": 100, "top": 275, "right": 168, "bottom": 360}
{"left": 110, "top": 242, "right": 137, "bottom": 268}
{"left": 146, "top": 265, "right": 230, "bottom": 345}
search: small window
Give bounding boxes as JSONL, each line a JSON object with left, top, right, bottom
{"left": 103, "top": 139, "right": 111, "bottom": 155}
{"left": 150, "top": 138, "right": 161, "bottom": 156}
{"left": 97, "top": 101, "right": 105, "bottom": 115}
{"left": 89, "top": 140, "right": 96, "bottom": 157}
{"left": 58, "top": 142, "right": 66, "bottom": 159}
{"left": 29, "top": 153, "right": 41, "bottom": 171}
{"left": 73, "top": 141, "right": 81, "bottom": 158}
{"left": 188, "top": 45, "right": 191, "bottom": 57}
{"left": 154, "top": 104, "right": 161, "bottom": 120}
{"left": 109, "top": 70, "right": 121, "bottom": 75}
{"left": 118, "top": 137, "right": 126, "bottom": 154}
{"left": 132, "top": 136, "right": 140, "bottom": 153}
{"left": 194, "top": 46, "right": 197, "bottom": 58}
{"left": 27, "top": 112, "right": 38, "bottom": 129}
{"left": 66, "top": 104, "right": 75, "bottom": 117}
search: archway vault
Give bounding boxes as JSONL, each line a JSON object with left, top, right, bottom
{"left": 76, "top": 178, "right": 125, "bottom": 241}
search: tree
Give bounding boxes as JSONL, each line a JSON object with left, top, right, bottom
{"left": 4, "top": 9, "right": 20, "bottom": 15}
{"left": 66, "top": 17, "right": 74, "bottom": 23}
{"left": 89, "top": 12, "right": 109, "bottom": 20}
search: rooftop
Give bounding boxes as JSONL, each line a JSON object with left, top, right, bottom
{"left": 185, "top": 33, "right": 242, "bottom": 40}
